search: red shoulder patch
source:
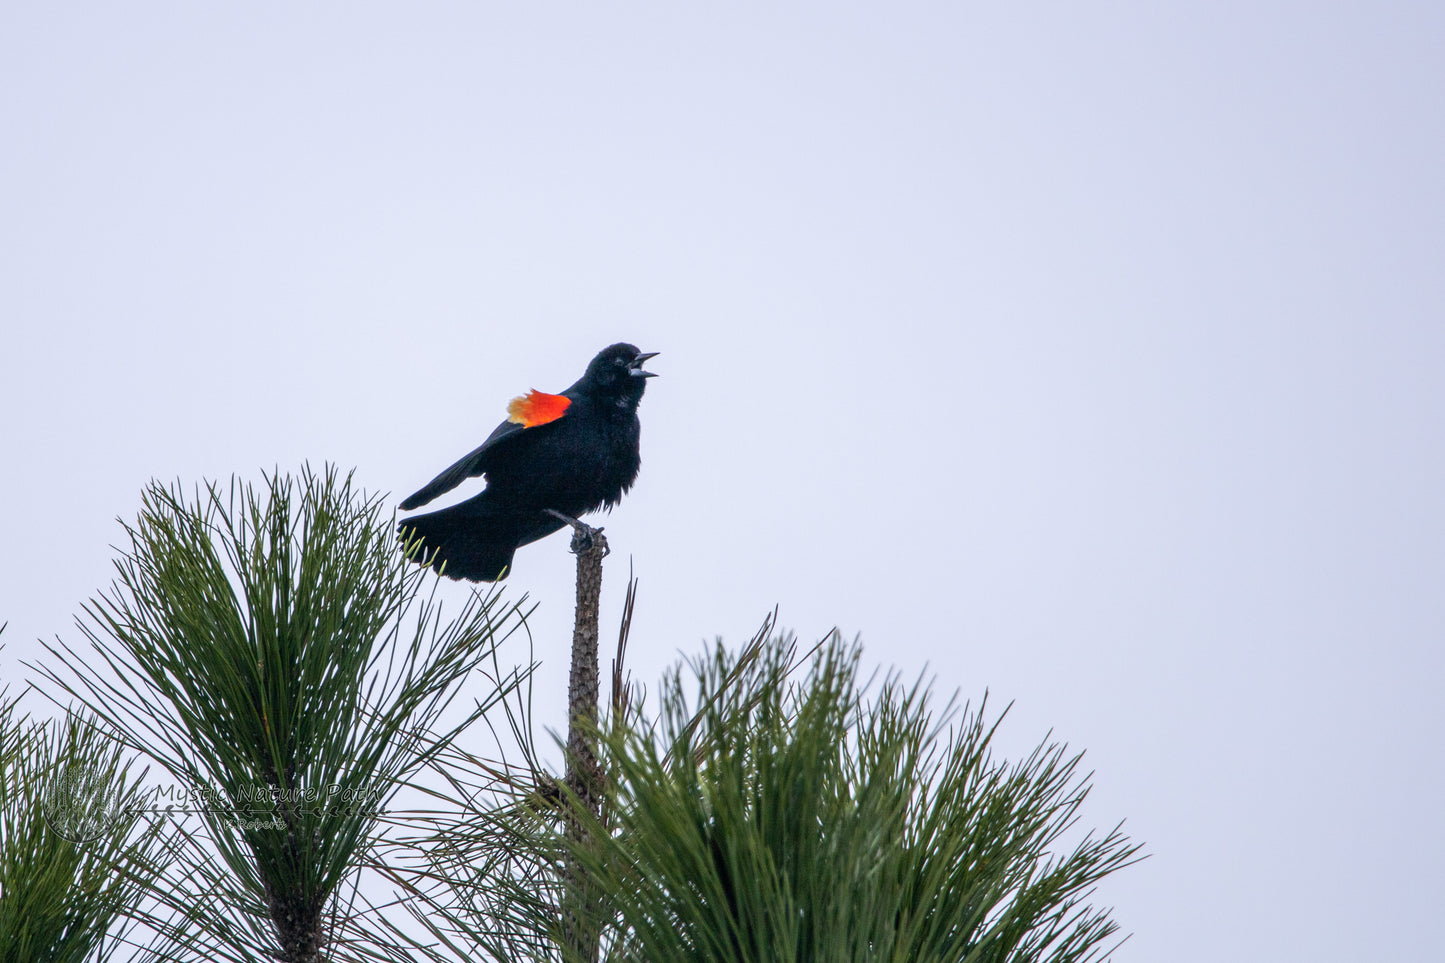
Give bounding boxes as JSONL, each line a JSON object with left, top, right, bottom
{"left": 506, "top": 390, "right": 571, "bottom": 428}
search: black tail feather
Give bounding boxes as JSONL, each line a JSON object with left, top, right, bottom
{"left": 399, "top": 505, "right": 518, "bottom": 582}
{"left": 398, "top": 495, "right": 568, "bottom": 582}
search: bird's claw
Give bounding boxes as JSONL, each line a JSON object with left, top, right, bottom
{"left": 570, "top": 525, "right": 602, "bottom": 555}
{"left": 544, "top": 509, "right": 609, "bottom": 557}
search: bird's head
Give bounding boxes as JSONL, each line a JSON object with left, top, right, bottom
{"left": 576, "top": 343, "right": 659, "bottom": 408}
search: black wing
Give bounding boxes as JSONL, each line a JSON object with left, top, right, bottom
{"left": 398, "top": 419, "right": 526, "bottom": 510}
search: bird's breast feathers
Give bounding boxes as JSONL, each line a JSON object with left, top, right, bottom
{"left": 505, "top": 390, "right": 572, "bottom": 428}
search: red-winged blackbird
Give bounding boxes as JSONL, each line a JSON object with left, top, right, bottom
{"left": 398, "top": 343, "right": 658, "bottom": 581}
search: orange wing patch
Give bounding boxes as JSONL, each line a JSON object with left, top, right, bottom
{"left": 506, "top": 390, "right": 571, "bottom": 428}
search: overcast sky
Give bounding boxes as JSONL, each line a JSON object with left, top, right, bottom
{"left": 2, "top": 3, "right": 1441, "bottom": 960}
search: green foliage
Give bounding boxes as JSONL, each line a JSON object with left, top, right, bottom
{"left": 0, "top": 665, "right": 165, "bottom": 963}
{"left": 381, "top": 624, "right": 1140, "bottom": 963}
{"left": 35, "top": 466, "right": 531, "bottom": 963}
{"left": 14, "top": 463, "right": 1140, "bottom": 963}
{"left": 571, "top": 634, "right": 1141, "bottom": 963}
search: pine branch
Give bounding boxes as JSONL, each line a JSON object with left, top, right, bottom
{"left": 555, "top": 516, "right": 608, "bottom": 963}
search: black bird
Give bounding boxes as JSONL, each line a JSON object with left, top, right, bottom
{"left": 398, "top": 343, "right": 658, "bottom": 581}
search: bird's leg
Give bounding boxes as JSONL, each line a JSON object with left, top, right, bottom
{"left": 544, "top": 509, "right": 609, "bottom": 557}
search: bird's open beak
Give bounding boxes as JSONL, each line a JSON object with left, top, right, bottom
{"left": 630, "top": 351, "right": 660, "bottom": 378}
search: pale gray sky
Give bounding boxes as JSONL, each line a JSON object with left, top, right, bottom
{"left": 2, "top": 4, "right": 1441, "bottom": 959}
